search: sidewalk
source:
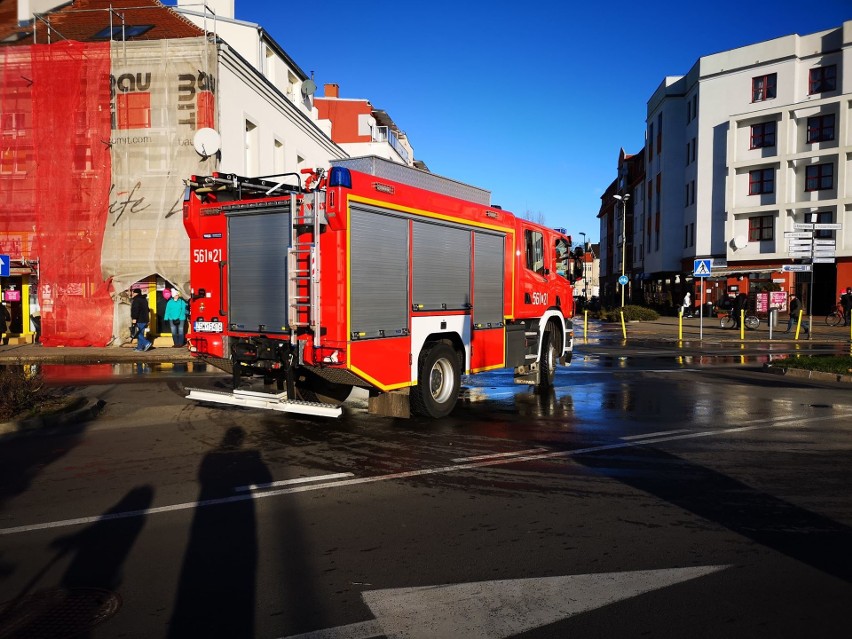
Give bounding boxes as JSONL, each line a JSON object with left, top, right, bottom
{"left": 576, "top": 314, "right": 852, "bottom": 344}
{"left": 1, "top": 317, "right": 850, "bottom": 366}
{"left": 0, "top": 336, "right": 195, "bottom": 365}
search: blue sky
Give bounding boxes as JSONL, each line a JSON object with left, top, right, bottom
{"left": 187, "top": 1, "right": 850, "bottom": 241}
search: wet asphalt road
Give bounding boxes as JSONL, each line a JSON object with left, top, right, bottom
{"left": 1, "top": 346, "right": 851, "bottom": 638}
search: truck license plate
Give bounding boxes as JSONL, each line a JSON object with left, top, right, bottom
{"left": 194, "top": 321, "right": 223, "bottom": 332}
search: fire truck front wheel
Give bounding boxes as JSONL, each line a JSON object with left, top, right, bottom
{"left": 411, "top": 343, "right": 461, "bottom": 419}
{"left": 538, "top": 322, "right": 561, "bottom": 389}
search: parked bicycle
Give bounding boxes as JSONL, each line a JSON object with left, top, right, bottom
{"left": 720, "top": 310, "right": 760, "bottom": 330}
{"left": 825, "top": 303, "right": 844, "bottom": 327}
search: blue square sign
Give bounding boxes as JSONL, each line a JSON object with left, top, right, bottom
{"left": 0, "top": 255, "right": 10, "bottom": 278}
{"left": 693, "top": 258, "right": 713, "bottom": 277}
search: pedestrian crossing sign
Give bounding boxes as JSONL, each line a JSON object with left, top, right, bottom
{"left": 693, "top": 258, "right": 712, "bottom": 277}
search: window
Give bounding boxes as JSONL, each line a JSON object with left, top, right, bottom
{"left": 684, "top": 184, "right": 690, "bottom": 207}
{"left": 806, "top": 114, "right": 835, "bottom": 143}
{"left": 656, "top": 113, "right": 662, "bottom": 154}
{"left": 748, "top": 215, "right": 773, "bottom": 241}
{"left": 524, "top": 229, "right": 545, "bottom": 275}
{"left": 748, "top": 168, "right": 774, "bottom": 195}
{"left": 684, "top": 224, "right": 689, "bottom": 248}
{"left": 809, "top": 65, "right": 836, "bottom": 94}
{"left": 691, "top": 137, "right": 696, "bottom": 163}
{"left": 815, "top": 211, "right": 834, "bottom": 240}
{"left": 805, "top": 163, "right": 833, "bottom": 191}
{"left": 750, "top": 121, "right": 776, "bottom": 149}
{"left": 690, "top": 180, "right": 695, "bottom": 205}
{"left": 752, "top": 73, "right": 777, "bottom": 102}
{"left": 244, "top": 120, "right": 258, "bottom": 176}
{"left": 655, "top": 174, "right": 661, "bottom": 213}
{"left": 648, "top": 123, "right": 654, "bottom": 160}
{"left": 93, "top": 25, "right": 153, "bottom": 40}
{"left": 690, "top": 222, "right": 695, "bottom": 247}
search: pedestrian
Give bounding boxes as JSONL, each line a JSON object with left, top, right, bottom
{"left": 786, "top": 293, "right": 809, "bottom": 334}
{"left": 841, "top": 287, "right": 852, "bottom": 327}
{"left": 130, "top": 288, "right": 153, "bottom": 351}
{"left": 163, "top": 288, "right": 188, "bottom": 347}
{"left": 682, "top": 291, "right": 692, "bottom": 317}
{"left": 30, "top": 293, "right": 41, "bottom": 344}
{"left": 732, "top": 292, "right": 748, "bottom": 328}
{"left": 0, "top": 301, "right": 10, "bottom": 345}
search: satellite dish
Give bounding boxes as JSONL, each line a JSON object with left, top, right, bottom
{"left": 301, "top": 79, "right": 317, "bottom": 96}
{"left": 731, "top": 235, "right": 748, "bottom": 250}
{"left": 193, "top": 128, "right": 221, "bottom": 158}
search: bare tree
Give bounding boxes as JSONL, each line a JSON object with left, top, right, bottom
{"left": 522, "top": 210, "right": 546, "bottom": 225}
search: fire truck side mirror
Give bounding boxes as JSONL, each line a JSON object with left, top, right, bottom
{"left": 192, "top": 288, "right": 206, "bottom": 301}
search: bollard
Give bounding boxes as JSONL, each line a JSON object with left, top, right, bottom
{"left": 619, "top": 310, "right": 626, "bottom": 340}
{"left": 678, "top": 309, "right": 683, "bottom": 341}
{"left": 584, "top": 309, "right": 588, "bottom": 342}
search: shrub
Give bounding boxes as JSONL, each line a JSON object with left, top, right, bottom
{"left": 781, "top": 355, "right": 852, "bottom": 375}
{"left": 593, "top": 305, "right": 660, "bottom": 322}
{"left": 0, "top": 365, "right": 48, "bottom": 421}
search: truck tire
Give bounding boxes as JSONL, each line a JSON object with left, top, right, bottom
{"left": 294, "top": 370, "right": 353, "bottom": 405}
{"left": 538, "top": 322, "right": 561, "bottom": 390}
{"left": 410, "top": 343, "right": 461, "bottom": 418}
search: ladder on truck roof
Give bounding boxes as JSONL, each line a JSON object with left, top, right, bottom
{"left": 288, "top": 190, "right": 323, "bottom": 346}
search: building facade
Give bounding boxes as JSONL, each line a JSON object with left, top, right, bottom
{"left": 601, "top": 20, "right": 852, "bottom": 315}
{"left": 0, "top": 0, "right": 347, "bottom": 345}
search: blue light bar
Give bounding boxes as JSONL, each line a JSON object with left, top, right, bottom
{"left": 329, "top": 167, "right": 352, "bottom": 189}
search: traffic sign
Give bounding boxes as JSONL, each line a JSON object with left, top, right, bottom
{"left": 693, "top": 258, "right": 712, "bottom": 277}
{"left": 813, "top": 223, "right": 842, "bottom": 230}
{"left": 782, "top": 264, "right": 812, "bottom": 272}
{"left": 787, "top": 249, "right": 812, "bottom": 255}
{"left": 0, "top": 254, "right": 9, "bottom": 277}
{"left": 812, "top": 257, "right": 836, "bottom": 264}
{"left": 793, "top": 223, "right": 815, "bottom": 230}
{"left": 786, "top": 239, "right": 812, "bottom": 246}
{"left": 813, "top": 239, "right": 836, "bottom": 246}
{"left": 784, "top": 232, "right": 812, "bottom": 239}
{"left": 617, "top": 275, "right": 628, "bottom": 286}
{"left": 813, "top": 251, "right": 836, "bottom": 258}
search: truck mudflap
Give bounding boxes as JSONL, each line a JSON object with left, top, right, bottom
{"left": 185, "top": 387, "right": 342, "bottom": 418}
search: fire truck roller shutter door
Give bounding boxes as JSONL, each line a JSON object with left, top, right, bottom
{"left": 473, "top": 232, "right": 505, "bottom": 327}
{"left": 412, "top": 221, "right": 471, "bottom": 311}
{"left": 349, "top": 207, "right": 409, "bottom": 337}
{"left": 226, "top": 206, "right": 291, "bottom": 333}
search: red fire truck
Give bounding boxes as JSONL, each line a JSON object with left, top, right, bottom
{"left": 183, "top": 156, "right": 577, "bottom": 418}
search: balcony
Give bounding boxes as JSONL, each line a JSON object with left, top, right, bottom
{"left": 372, "top": 126, "right": 410, "bottom": 165}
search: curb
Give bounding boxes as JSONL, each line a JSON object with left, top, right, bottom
{"left": 0, "top": 397, "right": 106, "bottom": 438}
{"left": 763, "top": 363, "right": 852, "bottom": 384}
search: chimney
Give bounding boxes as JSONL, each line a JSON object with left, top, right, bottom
{"left": 324, "top": 83, "right": 339, "bottom": 98}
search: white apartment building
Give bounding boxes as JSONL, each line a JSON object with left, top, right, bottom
{"left": 609, "top": 19, "right": 852, "bottom": 313}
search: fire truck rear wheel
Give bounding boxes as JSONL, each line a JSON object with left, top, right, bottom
{"left": 411, "top": 343, "right": 461, "bottom": 418}
{"left": 538, "top": 323, "right": 561, "bottom": 390}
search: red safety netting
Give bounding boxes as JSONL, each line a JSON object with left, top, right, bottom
{"left": 1, "top": 42, "right": 114, "bottom": 346}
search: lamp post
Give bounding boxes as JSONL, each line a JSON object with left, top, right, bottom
{"left": 612, "top": 194, "right": 630, "bottom": 307}
{"left": 579, "top": 231, "right": 587, "bottom": 302}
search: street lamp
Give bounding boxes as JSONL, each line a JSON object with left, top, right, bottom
{"left": 579, "top": 232, "right": 588, "bottom": 302}
{"left": 612, "top": 194, "right": 630, "bottom": 307}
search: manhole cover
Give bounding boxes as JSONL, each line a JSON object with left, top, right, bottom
{"left": 0, "top": 588, "right": 121, "bottom": 638}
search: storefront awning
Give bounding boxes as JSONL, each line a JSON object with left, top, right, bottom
{"left": 709, "top": 267, "right": 779, "bottom": 277}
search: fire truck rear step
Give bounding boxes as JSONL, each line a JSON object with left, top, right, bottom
{"left": 185, "top": 387, "right": 342, "bottom": 418}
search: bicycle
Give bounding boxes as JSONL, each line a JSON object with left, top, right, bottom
{"left": 720, "top": 310, "right": 760, "bottom": 330}
{"left": 825, "top": 303, "right": 844, "bottom": 327}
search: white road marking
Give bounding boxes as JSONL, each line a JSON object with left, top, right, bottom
{"left": 451, "top": 448, "right": 548, "bottom": 463}
{"left": 0, "top": 412, "right": 848, "bottom": 537}
{"left": 280, "top": 565, "right": 730, "bottom": 639}
{"left": 234, "top": 472, "right": 354, "bottom": 492}
{"left": 622, "top": 429, "right": 691, "bottom": 440}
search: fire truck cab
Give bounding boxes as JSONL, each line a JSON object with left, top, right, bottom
{"left": 182, "top": 156, "right": 576, "bottom": 419}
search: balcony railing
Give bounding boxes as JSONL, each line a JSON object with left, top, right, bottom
{"left": 372, "top": 126, "right": 410, "bottom": 164}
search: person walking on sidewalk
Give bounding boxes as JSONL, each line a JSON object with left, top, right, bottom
{"left": 681, "top": 292, "right": 692, "bottom": 317}
{"left": 163, "top": 288, "right": 188, "bottom": 347}
{"left": 786, "top": 294, "right": 809, "bottom": 335}
{"left": 0, "top": 301, "right": 10, "bottom": 346}
{"left": 130, "top": 289, "right": 153, "bottom": 351}
{"left": 841, "top": 287, "right": 852, "bottom": 327}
